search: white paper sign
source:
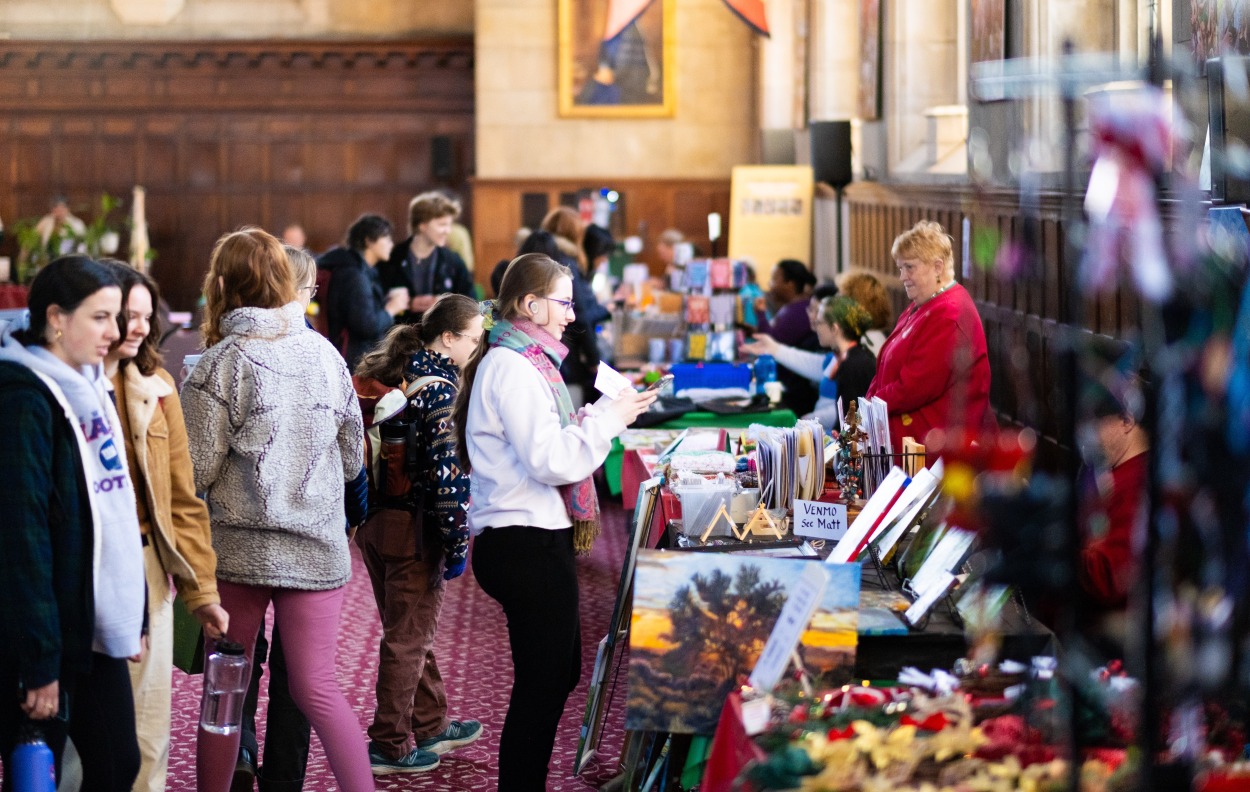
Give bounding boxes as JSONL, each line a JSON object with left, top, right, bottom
{"left": 740, "top": 696, "right": 773, "bottom": 736}
{"left": 748, "top": 563, "right": 829, "bottom": 692}
{"left": 793, "top": 500, "right": 848, "bottom": 541}
{"left": 594, "top": 362, "right": 634, "bottom": 399}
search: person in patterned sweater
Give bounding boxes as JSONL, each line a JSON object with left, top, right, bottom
{"left": 351, "top": 294, "right": 484, "bottom": 776}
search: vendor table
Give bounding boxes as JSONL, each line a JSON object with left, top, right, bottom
{"left": 605, "top": 408, "right": 797, "bottom": 497}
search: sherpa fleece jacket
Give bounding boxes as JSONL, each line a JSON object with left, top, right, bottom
{"left": 182, "top": 302, "right": 364, "bottom": 590}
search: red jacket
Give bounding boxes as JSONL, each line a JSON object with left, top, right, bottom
{"left": 865, "top": 283, "right": 991, "bottom": 452}
{"left": 1079, "top": 452, "right": 1147, "bottom": 609}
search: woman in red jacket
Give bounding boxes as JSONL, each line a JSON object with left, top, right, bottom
{"left": 865, "top": 220, "right": 991, "bottom": 452}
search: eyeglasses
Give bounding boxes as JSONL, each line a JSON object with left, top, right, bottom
{"left": 300, "top": 284, "right": 318, "bottom": 297}
{"left": 546, "top": 296, "right": 575, "bottom": 314}
{"left": 453, "top": 331, "right": 482, "bottom": 344}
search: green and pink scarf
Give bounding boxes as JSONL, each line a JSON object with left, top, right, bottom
{"left": 488, "top": 314, "right": 601, "bottom": 554}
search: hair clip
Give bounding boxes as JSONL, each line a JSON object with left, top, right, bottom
{"left": 479, "top": 300, "right": 497, "bottom": 331}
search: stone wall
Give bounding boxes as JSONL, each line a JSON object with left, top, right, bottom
{"left": 474, "top": 0, "right": 757, "bottom": 179}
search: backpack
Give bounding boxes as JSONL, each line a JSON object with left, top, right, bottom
{"left": 352, "top": 373, "right": 451, "bottom": 521}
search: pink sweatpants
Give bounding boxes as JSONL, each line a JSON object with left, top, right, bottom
{"left": 196, "top": 581, "right": 374, "bottom": 792}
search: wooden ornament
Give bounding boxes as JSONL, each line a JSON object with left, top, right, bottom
{"left": 744, "top": 502, "right": 784, "bottom": 540}
{"left": 699, "top": 502, "right": 738, "bottom": 543}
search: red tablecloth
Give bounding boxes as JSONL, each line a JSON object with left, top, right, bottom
{"left": 703, "top": 691, "right": 768, "bottom": 792}
{"left": 0, "top": 284, "right": 29, "bottom": 309}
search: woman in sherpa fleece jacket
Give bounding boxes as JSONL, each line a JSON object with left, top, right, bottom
{"left": 181, "top": 228, "right": 373, "bottom": 792}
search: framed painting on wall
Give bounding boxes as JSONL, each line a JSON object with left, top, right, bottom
{"left": 856, "top": 0, "right": 882, "bottom": 120}
{"left": 558, "top": 0, "right": 675, "bottom": 118}
{"left": 970, "top": 0, "right": 1006, "bottom": 64}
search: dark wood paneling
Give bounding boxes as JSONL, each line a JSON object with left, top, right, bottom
{"left": 472, "top": 178, "right": 733, "bottom": 295}
{"left": 0, "top": 39, "right": 474, "bottom": 310}
{"left": 845, "top": 181, "right": 1143, "bottom": 470}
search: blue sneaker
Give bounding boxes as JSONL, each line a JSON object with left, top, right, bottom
{"left": 416, "top": 720, "right": 484, "bottom": 755}
{"left": 368, "top": 744, "right": 440, "bottom": 775}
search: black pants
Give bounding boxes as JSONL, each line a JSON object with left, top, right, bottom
{"left": 1, "top": 652, "right": 140, "bottom": 792}
{"left": 472, "top": 526, "right": 581, "bottom": 792}
{"left": 240, "top": 624, "right": 310, "bottom": 792}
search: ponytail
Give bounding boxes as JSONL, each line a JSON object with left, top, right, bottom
{"left": 356, "top": 294, "right": 481, "bottom": 387}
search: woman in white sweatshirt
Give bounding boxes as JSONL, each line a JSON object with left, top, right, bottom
{"left": 451, "top": 253, "right": 655, "bottom": 790}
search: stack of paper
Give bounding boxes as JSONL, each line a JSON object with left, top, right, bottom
{"left": 748, "top": 420, "right": 826, "bottom": 510}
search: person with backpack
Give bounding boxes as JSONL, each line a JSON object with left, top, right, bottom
{"left": 351, "top": 294, "right": 484, "bottom": 776}
{"left": 318, "top": 214, "right": 407, "bottom": 369}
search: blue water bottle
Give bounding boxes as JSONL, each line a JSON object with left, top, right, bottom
{"left": 9, "top": 724, "right": 56, "bottom": 792}
{"left": 753, "top": 354, "right": 777, "bottom": 396}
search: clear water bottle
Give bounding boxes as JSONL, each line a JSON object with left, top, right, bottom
{"left": 199, "top": 640, "right": 250, "bottom": 735}
{"left": 9, "top": 724, "right": 55, "bottom": 792}
{"left": 753, "top": 354, "right": 777, "bottom": 396}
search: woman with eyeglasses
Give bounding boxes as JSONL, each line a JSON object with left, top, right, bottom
{"left": 350, "top": 293, "right": 484, "bottom": 775}
{"left": 452, "top": 253, "right": 656, "bottom": 789}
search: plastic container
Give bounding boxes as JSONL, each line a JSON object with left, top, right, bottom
{"left": 9, "top": 725, "right": 55, "bottom": 792}
{"left": 673, "top": 479, "right": 737, "bottom": 538}
{"left": 199, "top": 640, "right": 250, "bottom": 735}
{"left": 752, "top": 355, "right": 777, "bottom": 396}
{"left": 670, "top": 362, "right": 752, "bottom": 393}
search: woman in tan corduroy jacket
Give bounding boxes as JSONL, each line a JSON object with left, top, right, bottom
{"left": 103, "top": 262, "right": 229, "bottom": 792}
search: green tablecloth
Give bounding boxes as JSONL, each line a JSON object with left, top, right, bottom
{"left": 604, "top": 408, "right": 799, "bottom": 496}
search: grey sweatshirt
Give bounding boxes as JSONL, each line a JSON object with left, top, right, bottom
{"left": 182, "top": 302, "right": 363, "bottom": 590}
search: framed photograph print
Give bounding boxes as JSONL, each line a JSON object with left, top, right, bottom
{"left": 558, "top": 0, "right": 676, "bottom": 118}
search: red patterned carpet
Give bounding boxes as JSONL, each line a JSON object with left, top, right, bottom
{"left": 164, "top": 502, "right": 633, "bottom": 791}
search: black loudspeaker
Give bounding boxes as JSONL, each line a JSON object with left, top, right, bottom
{"left": 431, "top": 136, "right": 454, "bottom": 182}
{"left": 809, "top": 120, "right": 853, "bottom": 189}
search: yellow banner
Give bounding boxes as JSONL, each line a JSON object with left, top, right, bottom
{"left": 728, "top": 165, "right": 814, "bottom": 284}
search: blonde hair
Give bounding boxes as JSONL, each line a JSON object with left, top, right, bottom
{"left": 284, "top": 245, "right": 316, "bottom": 288}
{"left": 201, "top": 228, "right": 298, "bottom": 347}
{"left": 891, "top": 220, "right": 954, "bottom": 279}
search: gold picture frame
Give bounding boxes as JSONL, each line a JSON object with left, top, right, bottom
{"left": 558, "top": 0, "right": 676, "bottom": 118}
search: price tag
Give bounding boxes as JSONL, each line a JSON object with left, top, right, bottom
{"left": 740, "top": 696, "right": 773, "bottom": 736}
{"left": 793, "top": 499, "right": 848, "bottom": 541}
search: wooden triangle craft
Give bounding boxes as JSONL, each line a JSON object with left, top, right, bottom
{"left": 699, "top": 502, "right": 738, "bottom": 543}
{"left": 744, "top": 502, "right": 784, "bottom": 539}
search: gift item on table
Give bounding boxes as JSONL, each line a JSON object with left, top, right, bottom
{"left": 686, "top": 259, "right": 710, "bottom": 290}
{"left": 749, "top": 420, "right": 826, "bottom": 510}
{"left": 708, "top": 330, "right": 736, "bottom": 362}
{"left": 669, "top": 449, "right": 738, "bottom": 475}
{"left": 686, "top": 294, "right": 711, "bottom": 324}
{"left": 709, "top": 293, "right": 738, "bottom": 326}
{"left": 687, "top": 331, "right": 708, "bottom": 360}
{"left": 709, "top": 257, "right": 733, "bottom": 289}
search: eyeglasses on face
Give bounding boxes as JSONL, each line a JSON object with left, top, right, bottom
{"left": 300, "top": 284, "right": 318, "bottom": 297}
{"left": 546, "top": 296, "right": 575, "bottom": 314}
{"left": 453, "top": 331, "right": 482, "bottom": 344}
